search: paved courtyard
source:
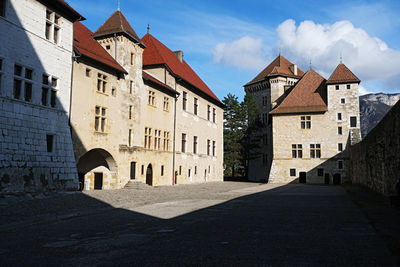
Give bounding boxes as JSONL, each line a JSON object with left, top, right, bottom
{"left": 0, "top": 182, "right": 397, "bottom": 266}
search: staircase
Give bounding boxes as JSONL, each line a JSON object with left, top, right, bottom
{"left": 124, "top": 180, "right": 151, "bottom": 190}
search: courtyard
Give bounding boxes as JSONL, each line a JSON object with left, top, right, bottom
{"left": 0, "top": 181, "right": 398, "bottom": 266}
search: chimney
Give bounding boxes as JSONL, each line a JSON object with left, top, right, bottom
{"left": 174, "top": 50, "right": 183, "bottom": 63}
{"left": 290, "top": 64, "right": 298, "bottom": 76}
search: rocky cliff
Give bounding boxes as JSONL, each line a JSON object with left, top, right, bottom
{"left": 360, "top": 93, "right": 400, "bottom": 137}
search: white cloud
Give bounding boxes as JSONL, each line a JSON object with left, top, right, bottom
{"left": 212, "top": 36, "right": 267, "bottom": 70}
{"left": 276, "top": 19, "right": 400, "bottom": 91}
{"left": 358, "top": 85, "right": 373, "bottom": 96}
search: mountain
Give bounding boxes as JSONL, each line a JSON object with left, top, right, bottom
{"left": 359, "top": 93, "right": 400, "bottom": 137}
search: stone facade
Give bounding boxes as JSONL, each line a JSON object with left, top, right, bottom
{"left": 70, "top": 12, "right": 224, "bottom": 190}
{"left": 0, "top": 0, "right": 82, "bottom": 193}
{"left": 350, "top": 101, "right": 400, "bottom": 196}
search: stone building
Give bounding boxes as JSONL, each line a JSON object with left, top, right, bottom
{"left": 70, "top": 10, "right": 224, "bottom": 189}
{"left": 0, "top": 0, "right": 84, "bottom": 193}
{"left": 243, "top": 55, "right": 304, "bottom": 181}
{"left": 245, "top": 55, "right": 361, "bottom": 184}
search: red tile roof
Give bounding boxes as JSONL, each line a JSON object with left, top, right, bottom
{"left": 245, "top": 55, "right": 304, "bottom": 86}
{"left": 74, "top": 22, "right": 127, "bottom": 74}
{"left": 141, "top": 33, "right": 222, "bottom": 105}
{"left": 270, "top": 69, "right": 328, "bottom": 114}
{"left": 93, "top": 10, "right": 145, "bottom": 48}
{"left": 142, "top": 71, "right": 178, "bottom": 95}
{"left": 327, "top": 63, "right": 360, "bottom": 84}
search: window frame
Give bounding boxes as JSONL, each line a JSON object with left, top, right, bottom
{"left": 300, "top": 116, "right": 311, "bottom": 129}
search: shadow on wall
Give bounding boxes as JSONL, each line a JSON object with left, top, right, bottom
{"left": 0, "top": 181, "right": 395, "bottom": 266}
{"left": 0, "top": 2, "right": 83, "bottom": 194}
{"left": 350, "top": 100, "right": 400, "bottom": 196}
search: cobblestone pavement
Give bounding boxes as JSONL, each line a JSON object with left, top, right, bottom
{"left": 0, "top": 182, "right": 397, "bottom": 266}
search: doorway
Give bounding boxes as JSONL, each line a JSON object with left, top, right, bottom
{"left": 146, "top": 164, "right": 153, "bottom": 186}
{"left": 324, "top": 173, "right": 330, "bottom": 185}
{"left": 94, "top": 172, "right": 103, "bottom": 190}
{"left": 299, "top": 172, "right": 306, "bottom": 183}
{"left": 130, "top": 162, "right": 136, "bottom": 180}
{"left": 333, "top": 173, "right": 341, "bottom": 185}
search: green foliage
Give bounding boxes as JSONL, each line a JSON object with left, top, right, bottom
{"left": 223, "top": 92, "right": 262, "bottom": 178}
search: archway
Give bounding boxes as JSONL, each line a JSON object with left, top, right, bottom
{"left": 146, "top": 164, "right": 153, "bottom": 186}
{"left": 77, "top": 148, "right": 117, "bottom": 190}
{"left": 333, "top": 173, "right": 341, "bottom": 185}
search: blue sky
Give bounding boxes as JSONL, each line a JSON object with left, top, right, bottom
{"left": 69, "top": 0, "right": 400, "bottom": 101}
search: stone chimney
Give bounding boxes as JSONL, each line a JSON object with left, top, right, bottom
{"left": 174, "top": 50, "right": 183, "bottom": 63}
{"left": 290, "top": 64, "right": 298, "bottom": 76}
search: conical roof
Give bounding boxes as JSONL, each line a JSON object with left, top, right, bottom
{"left": 327, "top": 63, "right": 360, "bottom": 84}
{"left": 270, "top": 69, "right": 328, "bottom": 114}
{"left": 245, "top": 55, "right": 304, "bottom": 86}
{"left": 93, "top": 10, "right": 145, "bottom": 48}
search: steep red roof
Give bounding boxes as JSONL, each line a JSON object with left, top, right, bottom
{"left": 142, "top": 71, "right": 178, "bottom": 95}
{"left": 270, "top": 69, "right": 328, "bottom": 114}
{"left": 141, "top": 33, "right": 222, "bottom": 104}
{"left": 327, "top": 63, "right": 360, "bottom": 84}
{"left": 246, "top": 55, "right": 304, "bottom": 86}
{"left": 93, "top": 10, "right": 144, "bottom": 47}
{"left": 74, "top": 22, "right": 126, "bottom": 74}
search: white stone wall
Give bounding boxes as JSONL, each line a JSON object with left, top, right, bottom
{"left": 0, "top": 0, "right": 78, "bottom": 192}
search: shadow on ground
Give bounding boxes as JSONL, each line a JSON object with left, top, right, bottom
{"left": 0, "top": 182, "right": 397, "bottom": 266}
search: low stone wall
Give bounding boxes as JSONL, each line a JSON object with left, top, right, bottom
{"left": 350, "top": 101, "right": 400, "bottom": 196}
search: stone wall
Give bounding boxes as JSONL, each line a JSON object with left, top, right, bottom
{"left": 350, "top": 101, "right": 400, "bottom": 196}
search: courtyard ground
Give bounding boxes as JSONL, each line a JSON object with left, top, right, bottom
{"left": 0, "top": 181, "right": 399, "bottom": 266}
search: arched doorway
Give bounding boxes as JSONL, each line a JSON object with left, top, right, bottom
{"left": 333, "top": 173, "right": 341, "bottom": 185}
{"left": 77, "top": 148, "right": 117, "bottom": 190}
{"left": 146, "top": 164, "right": 153, "bottom": 186}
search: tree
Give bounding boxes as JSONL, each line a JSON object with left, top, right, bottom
{"left": 240, "top": 92, "right": 262, "bottom": 178}
{"left": 222, "top": 93, "right": 244, "bottom": 177}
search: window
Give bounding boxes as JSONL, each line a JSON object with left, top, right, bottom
{"left": 347, "top": 84, "right": 351, "bottom": 90}
{"left": 163, "top": 97, "right": 169, "bottom": 111}
{"left": 207, "top": 139, "right": 210, "bottom": 156}
{"left": 97, "top": 73, "right": 107, "bottom": 93}
{"left": 182, "top": 91, "right": 187, "bottom": 110}
{"left": 337, "top": 113, "right": 342, "bottom": 121}
{"left": 212, "top": 141, "right": 216, "bottom": 156}
{"left": 129, "top": 105, "right": 133, "bottom": 120}
{"left": 301, "top": 116, "right": 311, "bottom": 129}
{"left": 213, "top": 108, "right": 216, "bottom": 123}
{"left": 335, "top": 85, "right": 339, "bottom": 90}
{"left": 179, "top": 166, "right": 182, "bottom": 175}
{"left": 193, "top": 136, "right": 197, "bottom": 154}
{"left": 290, "top": 168, "right": 296, "bottom": 177}
{"left": 45, "top": 10, "right": 61, "bottom": 44}
{"left": 310, "top": 144, "right": 321, "bottom": 158}
{"left": 144, "top": 127, "right": 152, "bottom": 149}
{"left": 163, "top": 131, "right": 170, "bottom": 151}
{"left": 338, "top": 143, "right": 343, "bottom": 152}
{"left": 85, "top": 68, "right": 91, "bottom": 77}
{"left": 112, "top": 87, "right": 116, "bottom": 96}
{"left": 154, "top": 130, "right": 161, "bottom": 150}
{"left": 161, "top": 165, "right": 164, "bottom": 176}
{"left": 181, "top": 133, "right": 186, "bottom": 153}
{"left": 141, "top": 165, "right": 144, "bottom": 175}
{"left": 41, "top": 74, "right": 57, "bottom": 107}
{"left": 130, "top": 53, "right": 134, "bottom": 65}
{"left": 46, "top": 134, "right": 54, "bottom": 153}
{"left": 350, "top": 116, "right": 357, "bottom": 127}
{"left": 195, "top": 166, "right": 197, "bottom": 175}
{"left": 262, "top": 96, "right": 267, "bottom": 106}
{"left": 13, "top": 64, "right": 33, "bottom": 102}
{"left": 194, "top": 98, "right": 198, "bottom": 115}
{"left": 128, "top": 129, "right": 132, "bottom": 146}
{"left": 106, "top": 45, "right": 110, "bottom": 50}
{"left": 292, "top": 144, "right": 303, "bottom": 158}
{"left": 338, "top": 126, "right": 342, "bottom": 135}
{"left": 129, "top": 80, "right": 133, "bottom": 94}
{"left": 338, "top": 160, "right": 343, "bottom": 169}
{"left": 317, "top": 168, "right": 324, "bottom": 176}
{"left": 341, "top": 98, "right": 345, "bottom": 104}
{"left": 148, "top": 90, "right": 155, "bottom": 106}
{"left": 0, "top": 0, "right": 5, "bottom": 17}
{"left": 94, "top": 106, "right": 106, "bottom": 132}
{"left": 207, "top": 105, "right": 210, "bottom": 120}
{"left": 263, "top": 113, "right": 268, "bottom": 124}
